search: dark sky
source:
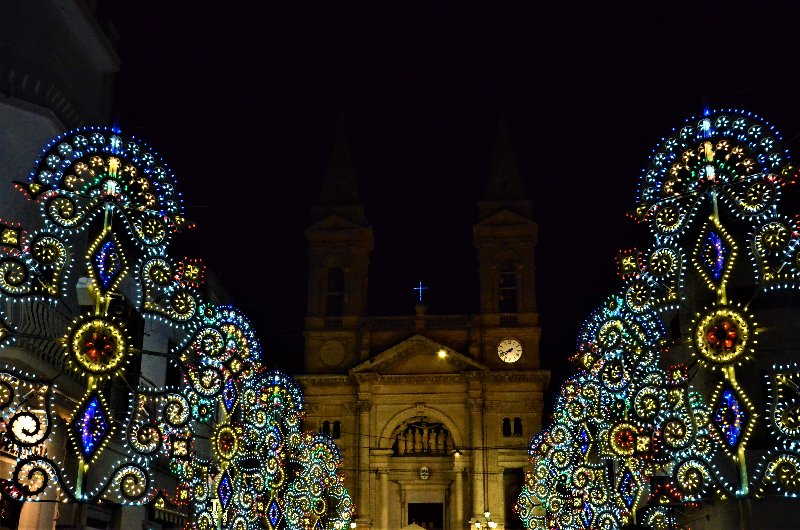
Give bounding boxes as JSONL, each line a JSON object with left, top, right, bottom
{"left": 98, "top": 2, "right": 800, "bottom": 394}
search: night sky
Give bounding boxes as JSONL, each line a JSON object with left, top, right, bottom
{"left": 98, "top": 3, "right": 800, "bottom": 399}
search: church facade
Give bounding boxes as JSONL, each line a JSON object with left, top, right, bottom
{"left": 296, "top": 120, "right": 549, "bottom": 530}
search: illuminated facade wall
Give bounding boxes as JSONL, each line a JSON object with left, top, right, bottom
{"left": 297, "top": 119, "right": 550, "bottom": 530}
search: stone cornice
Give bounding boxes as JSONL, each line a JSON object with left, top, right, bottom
{"left": 466, "top": 369, "right": 550, "bottom": 388}
{"left": 295, "top": 374, "right": 353, "bottom": 386}
{"left": 297, "top": 370, "right": 550, "bottom": 389}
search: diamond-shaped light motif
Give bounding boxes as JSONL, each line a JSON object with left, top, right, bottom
{"left": 218, "top": 469, "right": 233, "bottom": 509}
{"left": 72, "top": 393, "right": 111, "bottom": 460}
{"left": 95, "top": 238, "right": 121, "bottom": 288}
{"left": 580, "top": 500, "right": 593, "bottom": 528}
{"left": 618, "top": 467, "right": 637, "bottom": 508}
{"left": 268, "top": 498, "right": 281, "bottom": 528}
{"left": 704, "top": 231, "right": 728, "bottom": 281}
{"left": 222, "top": 378, "right": 237, "bottom": 414}
{"left": 268, "top": 425, "right": 282, "bottom": 451}
{"left": 693, "top": 220, "right": 736, "bottom": 291}
{"left": 90, "top": 231, "right": 128, "bottom": 293}
{"left": 714, "top": 388, "right": 747, "bottom": 448}
{"left": 578, "top": 426, "right": 590, "bottom": 457}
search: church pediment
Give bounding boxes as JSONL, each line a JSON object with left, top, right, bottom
{"left": 306, "top": 213, "right": 368, "bottom": 233}
{"left": 474, "top": 208, "right": 533, "bottom": 228}
{"left": 349, "top": 335, "right": 488, "bottom": 375}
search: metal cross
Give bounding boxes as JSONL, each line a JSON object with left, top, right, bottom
{"left": 413, "top": 281, "right": 428, "bottom": 303}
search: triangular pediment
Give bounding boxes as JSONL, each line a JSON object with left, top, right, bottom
{"left": 474, "top": 207, "right": 533, "bottom": 227}
{"left": 306, "top": 213, "right": 367, "bottom": 232}
{"left": 349, "top": 335, "right": 488, "bottom": 375}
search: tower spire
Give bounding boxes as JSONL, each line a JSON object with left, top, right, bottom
{"left": 478, "top": 111, "right": 532, "bottom": 220}
{"left": 312, "top": 113, "right": 367, "bottom": 225}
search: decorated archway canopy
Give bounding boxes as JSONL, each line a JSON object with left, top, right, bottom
{"left": 517, "top": 110, "right": 800, "bottom": 529}
{"left": 0, "top": 128, "right": 353, "bottom": 529}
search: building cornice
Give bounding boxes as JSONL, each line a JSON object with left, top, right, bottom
{"left": 296, "top": 370, "right": 550, "bottom": 389}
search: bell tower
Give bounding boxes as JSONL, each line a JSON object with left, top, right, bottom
{"left": 473, "top": 115, "right": 541, "bottom": 369}
{"left": 304, "top": 115, "right": 373, "bottom": 373}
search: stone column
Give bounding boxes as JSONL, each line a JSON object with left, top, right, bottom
{"left": 468, "top": 397, "right": 484, "bottom": 516}
{"left": 358, "top": 400, "right": 372, "bottom": 521}
{"left": 379, "top": 468, "right": 389, "bottom": 530}
{"left": 454, "top": 465, "right": 464, "bottom": 530}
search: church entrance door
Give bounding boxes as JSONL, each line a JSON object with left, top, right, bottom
{"left": 408, "top": 503, "right": 443, "bottom": 530}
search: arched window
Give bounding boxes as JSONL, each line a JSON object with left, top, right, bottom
{"left": 326, "top": 267, "right": 345, "bottom": 316}
{"left": 332, "top": 420, "right": 341, "bottom": 439}
{"left": 392, "top": 418, "right": 453, "bottom": 455}
{"left": 322, "top": 420, "right": 331, "bottom": 437}
{"left": 498, "top": 262, "right": 518, "bottom": 313}
{"left": 513, "top": 417, "right": 523, "bottom": 436}
{"left": 502, "top": 417, "right": 511, "bottom": 437}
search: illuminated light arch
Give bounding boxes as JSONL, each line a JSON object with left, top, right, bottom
{"left": 518, "top": 109, "right": 800, "bottom": 530}
{"left": 0, "top": 128, "right": 353, "bottom": 528}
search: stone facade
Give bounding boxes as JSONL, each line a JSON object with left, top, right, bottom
{"left": 296, "top": 117, "right": 549, "bottom": 530}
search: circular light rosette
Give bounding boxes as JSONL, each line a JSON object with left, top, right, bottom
{"left": 129, "top": 422, "right": 162, "bottom": 455}
{"left": 633, "top": 386, "right": 662, "bottom": 421}
{"left": 112, "top": 465, "right": 149, "bottom": 501}
{"left": 600, "top": 358, "right": 629, "bottom": 392}
{"left": 661, "top": 415, "right": 693, "bottom": 450}
{"left": 189, "top": 366, "right": 224, "bottom": 397}
{"left": 212, "top": 424, "right": 239, "bottom": 462}
{"left": 692, "top": 305, "right": 756, "bottom": 366}
{"left": 754, "top": 219, "right": 794, "bottom": 257}
{"left": 647, "top": 247, "right": 679, "bottom": 278}
{"left": 674, "top": 459, "right": 712, "bottom": 500}
{"left": 0, "top": 258, "right": 31, "bottom": 295}
{"left": 624, "top": 278, "right": 654, "bottom": 313}
{"left": 136, "top": 214, "right": 170, "bottom": 246}
{"left": 609, "top": 422, "right": 638, "bottom": 456}
{"left": 196, "top": 511, "right": 214, "bottom": 530}
{"left": 169, "top": 290, "right": 197, "bottom": 321}
{"left": 12, "top": 457, "right": 56, "bottom": 497}
{"left": 67, "top": 316, "right": 129, "bottom": 377}
{"left": 31, "top": 236, "right": 67, "bottom": 266}
{"left": 8, "top": 411, "right": 48, "bottom": 447}
{"left": 193, "top": 327, "right": 228, "bottom": 361}
{"left": 163, "top": 394, "right": 190, "bottom": 428}
{"left": 143, "top": 258, "right": 174, "bottom": 287}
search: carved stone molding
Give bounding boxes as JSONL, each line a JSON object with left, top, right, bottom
{"left": 474, "top": 370, "right": 550, "bottom": 388}
{"left": 356, "top": 400, "right": 372, "bottom": 414}
{"left": 484, "top": 400, "right": 502, "bottom": 412}
{"left": 372, "top": 374, "right": 467, "bottom": 385}
{"left": 467, "top": 398, "right": 483, "bottom": 412}
{"left": 343, "top": 402, "right": 361, "bottom": 414}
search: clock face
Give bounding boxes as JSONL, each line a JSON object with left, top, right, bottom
{"left": 497, "top": 338, "right": 523, "bottom": 363}
{"left": 320, "top": 340, "right": 346, "bottom": 367}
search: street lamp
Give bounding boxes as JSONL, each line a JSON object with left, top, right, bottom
{"left": 470, "top": 511, "right": 496, "bottom": 529}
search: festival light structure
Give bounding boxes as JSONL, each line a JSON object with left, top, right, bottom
{"left": 517, "top": 109, "right": 800, "bottom": 529}
{"left": 0, "top": 128, "right": 353, "bottom": 529}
